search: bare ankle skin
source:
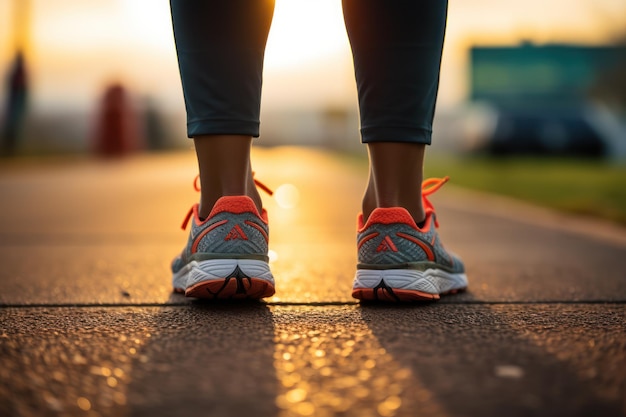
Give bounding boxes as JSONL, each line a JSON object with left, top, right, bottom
{"left": 194, "top": 135, "right": 262, "bottom": 218}
{"left": 362, "top": 142, "right": 426, "bottom": 224}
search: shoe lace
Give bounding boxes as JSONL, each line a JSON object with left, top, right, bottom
{"left": 421, "top": 176, "right": 449, "bottom": 228}
{"left": 181, "top": 174, "right": 273, "bottom": 230}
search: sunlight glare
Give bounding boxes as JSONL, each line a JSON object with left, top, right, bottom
{"left": 120, "top": 0, "right": 174, "bottom": 51}
{"left": 274, "top": 184, "right": 301, "bottom": 209}
{"left": 265, "top": 0, "right": 348, "bottom": 70}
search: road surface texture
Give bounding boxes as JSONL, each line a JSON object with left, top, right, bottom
{"left": 1, "top": 147, "right": 625, "bottom": 417}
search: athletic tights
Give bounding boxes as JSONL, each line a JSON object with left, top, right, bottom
{"left": 170, "top": 0, "right": 448, "bottom": 144}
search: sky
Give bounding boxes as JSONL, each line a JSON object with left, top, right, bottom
{"left": 0, "top": 0, "right": 625, "bottom": 114}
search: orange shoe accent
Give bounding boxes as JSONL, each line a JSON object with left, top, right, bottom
{"left": 376, "top": 235, "right": 398, "bottom": 252}
{"left": 191, "top": 219, "right": 228, "bottom": 253}
{"left": 357, "top": 232, "right": 379, "bottom": 250}
{"left": 422, "top": 177, "right": 449, "bottom": 228}
{"left": 209, "top": 197, "right": 261, "bottom": 217}
{"left": 181, "top": 205, "right": 195, "bottom": 230}
{"left": 245, "top": 220, "right": 269, "bottom": 242}
{"left": 395, "top": 232, "right": 435, "bottom": 261}
{"left": 359, "top": 207, "right": 417, "bottom": 231}
{"left": 224, "top": 224, "right": 248, "bottom": 241}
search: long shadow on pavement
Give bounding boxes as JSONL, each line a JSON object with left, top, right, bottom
{"left": 359, "top": 301, "right": 624, "bottom": 417}
{"left": 126, "top": 296, "right": 278, "bottom": 417}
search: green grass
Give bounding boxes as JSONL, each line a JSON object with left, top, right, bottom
{"left": 423, "top": 154, "right": 626, "bottom": 225}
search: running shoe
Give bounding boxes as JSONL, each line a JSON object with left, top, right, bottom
{"left": 172, "top": 178, "right": 275, "bottom": 299}
{"left": 352, "top": 177, "right": 467, "bottom": 302}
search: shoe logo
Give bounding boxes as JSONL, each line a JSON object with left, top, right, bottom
{"left": 225, "top": 224, "right": 248, "bottom": 241}
{"left": 376, "top": 235, "right": 398, "bottom": 252}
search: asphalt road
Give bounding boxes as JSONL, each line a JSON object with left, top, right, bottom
{"left": 1, "top": 147, "right": 625, "bottom": 417}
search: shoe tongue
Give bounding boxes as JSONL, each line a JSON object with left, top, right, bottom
{"left": 209, "top": 196, "right": 260, "bottom": 218}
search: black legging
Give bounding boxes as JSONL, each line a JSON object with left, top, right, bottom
{"left": 170, "top": 0, "right": 448, "bottom": 144}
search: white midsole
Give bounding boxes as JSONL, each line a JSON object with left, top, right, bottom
{"left": 173, "top": 259, "right": 274, "bottom": 291}
{"left": 353, "top": 268, "right": 468, "bottom": 295}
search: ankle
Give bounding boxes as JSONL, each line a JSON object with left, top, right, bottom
{"left": 364, "top": 141, "right": 426, "bottom": 224}
{"left": 362, "top": 185, "right": 425, "bottom": 225}
{"left": 362, "top": 187, "right": 377, "bottom": 222}
{"left": 194, "top": 134, "right": 261, "bottom": 217}
{"left": 199, "top": 189, "right": 263, "bottom": 219}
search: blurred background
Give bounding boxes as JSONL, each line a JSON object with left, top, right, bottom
{"left": 0, "top": 0, "right": 625, "bottom": 220}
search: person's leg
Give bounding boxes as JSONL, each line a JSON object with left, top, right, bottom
{"left": 342, "top": 0, "right": 447, "bottom": 223}
{"left": 170, "top": 0, "right": 275, "bottom": 215}
{"left": 169, "top": 0, "right": 276, "bottom": 299}
{"left": 344, "top": 0, "right": 467, "bottom": 302}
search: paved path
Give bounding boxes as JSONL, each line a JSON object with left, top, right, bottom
{"left": 1, "top": 148, "right": 624, "bottom": 417}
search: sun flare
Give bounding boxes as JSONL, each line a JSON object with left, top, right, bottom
{"left": 264, "top": 0, "right": 349, "bottom": 70}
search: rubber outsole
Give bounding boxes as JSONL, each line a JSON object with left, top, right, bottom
{"left": 352, "top": 268, "right": 468, "bottom": 302}
{"left": 352, "top": 283, "right": 466, "bottom": 302}
{"left": 173, "top": 259, "right": 275, "bottom": 300}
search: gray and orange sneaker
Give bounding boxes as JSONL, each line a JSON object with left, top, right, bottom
{"left": 172, "top": 179, "right": 275, "bottom": 299}
{"left": 352, "top": 177, "right": 467, "bottom": 302}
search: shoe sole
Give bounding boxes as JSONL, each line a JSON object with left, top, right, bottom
{"left": 352, "top": 268, "right": 467, "bottom": 302}
{"left": 174, "top": 259, "right": 275, "bottom": 300}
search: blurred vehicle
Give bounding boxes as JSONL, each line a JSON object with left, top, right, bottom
{"left": 459, "top": 103, "right": 626, "bottom": 158}
{"left": 464, "top": 43, "right": 626, "bottom": 159}
{"left": 484, "top": 108, "right": 607, "bottom": 157}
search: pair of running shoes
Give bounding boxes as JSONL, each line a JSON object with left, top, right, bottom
{"left": 171, "top": 177, "right": 467, "bottom": 302}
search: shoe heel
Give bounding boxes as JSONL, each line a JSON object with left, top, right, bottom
{"left": 185, "top": 259, "right": 275, "bottom": 299}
